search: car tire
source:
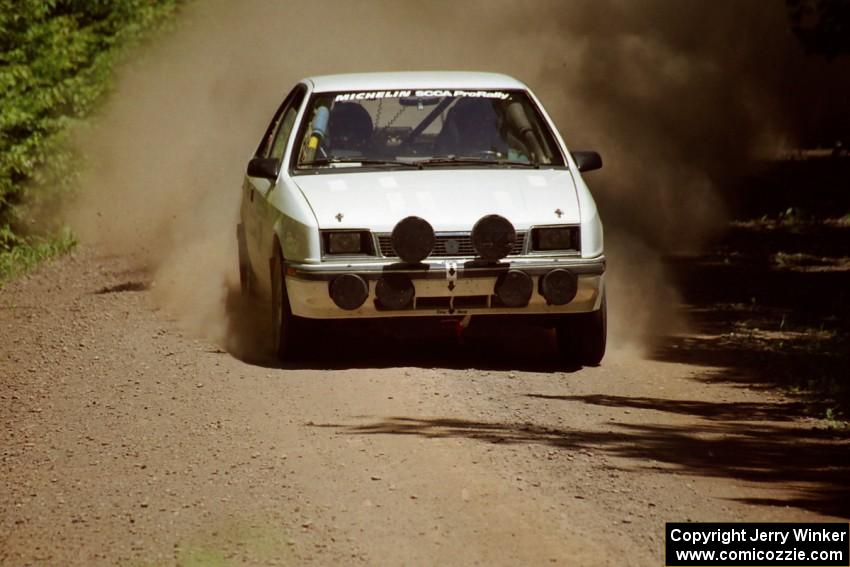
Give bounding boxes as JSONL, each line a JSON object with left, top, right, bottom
{"left": 556, "top": 292, "right": 607, "bottom": 367}
{"left": 237, "top": 223, "right": 252, "bottom": 296}
{"left": 270, "top": 247, "right": 302, "bottom": 361}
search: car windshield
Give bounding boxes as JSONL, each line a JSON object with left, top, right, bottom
{"left": 293, "top": 89, "right": 565, "bottom": 170}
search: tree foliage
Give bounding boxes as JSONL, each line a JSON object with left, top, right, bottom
{"left": 0, "top": 0, "right": 181, "bottom": 255}
{"left": 787, "top": 0, "right": 850, "bottom": 59}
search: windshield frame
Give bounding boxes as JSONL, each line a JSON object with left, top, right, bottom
{"left": 288, "top": 87, "right": 568, "bottom": 176}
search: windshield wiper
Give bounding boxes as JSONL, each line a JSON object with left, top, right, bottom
{"left": 300, "top": 157, "right": 415, "bottom": 168}
{"left": 416, "top": 156, "right": 540, "bottom": 168}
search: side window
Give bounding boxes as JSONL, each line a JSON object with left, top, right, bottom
{"left": 254, "top": 85, "right": 306, "bottom": 159}
{"left": 267, "top": 106, "right": 298, "bottom": 161}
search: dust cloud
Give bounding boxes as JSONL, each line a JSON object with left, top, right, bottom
{"left": 64, "top": 0, "right": 847, "bottom": 358}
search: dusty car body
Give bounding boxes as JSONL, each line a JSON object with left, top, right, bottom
{"left": 238, "top": 72, "right": 606, "bottom": 364}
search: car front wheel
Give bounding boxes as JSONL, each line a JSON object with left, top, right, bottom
{"left": 556, "top": 292, "right": 607, "bottom": 367}
{"left": 270, "top": 249, "right": 301, "bottom": 361}
{"left": 237, "top": 223, "right": 253, "bottom": 296}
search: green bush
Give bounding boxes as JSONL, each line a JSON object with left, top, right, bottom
{"left": 0, "top": 0, "right": 182, "bottom": 283}
{"left": 0, "top": 223, "right": 76, "bottom": 282}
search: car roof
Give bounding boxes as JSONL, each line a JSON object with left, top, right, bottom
{"left": 303, "top": 71, "right": 528, "bottom": 93}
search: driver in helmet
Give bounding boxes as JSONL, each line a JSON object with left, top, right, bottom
{"left": 434, "top": 98, "right": 508, "bottom": 158}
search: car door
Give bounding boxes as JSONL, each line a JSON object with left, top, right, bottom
{"left": 244, "top": 85, "right": 306, "bottom": 278}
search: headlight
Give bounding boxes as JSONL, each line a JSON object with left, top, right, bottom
{"left": 532, "top": 227, "right": 578, "bottom": 251}
{"left": 322, "top": 231, "right": 373, "bottom": 255}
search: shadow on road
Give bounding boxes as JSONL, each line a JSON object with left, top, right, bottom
{"left": 527, "top": 393, "right": 803, "bottom": 422}
{"left": 654, "top": 223, "right": 850, "bottom": 418}
{"left": 627, "top": 156, "right": 850, "bottom": 420}
{"left": 314, "top": 405, "right": 850, "bottom": 519}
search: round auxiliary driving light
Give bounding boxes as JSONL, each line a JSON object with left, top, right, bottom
{"left": 391, "top": 216, "right": 435, "bottom": 263}
{"left": 329, "top": 274, "right": 369, "bottom": 310}
{"left": 376, "top": 274, "right": 415, "bottom": 310}
{"left": 471, "top": 214, "right": 516, "bottom": 261}
{"left": 539, "top": 268, "right": 578, "bottom": 305}
{"left": 494, "top": 270, "right": 533, "bottom": 307}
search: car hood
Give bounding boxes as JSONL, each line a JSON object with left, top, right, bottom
{"left": 291, "top": 168, "right": 580, "bottom": 232}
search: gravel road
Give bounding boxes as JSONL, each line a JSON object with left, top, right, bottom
{"left": 1, "top": 249, "right": 847, "bottom": 566}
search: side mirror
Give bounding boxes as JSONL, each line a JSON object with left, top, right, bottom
{"left": 247, "top": 157, "right": 279, "bottom": 180}
{"left": 571, "top": 151, "right": 602, "bottom": 173}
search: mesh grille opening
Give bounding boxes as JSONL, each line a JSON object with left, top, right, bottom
{"left": 378, "top": 232, "right": 525, "bottom": 258}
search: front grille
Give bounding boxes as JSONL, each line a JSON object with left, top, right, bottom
{"left": 377, "top": 232, "right": 526, "bottom": 258}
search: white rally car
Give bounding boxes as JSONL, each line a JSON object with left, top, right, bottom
{"left": 238, "top": 72, "right": 606, "bottom": 365}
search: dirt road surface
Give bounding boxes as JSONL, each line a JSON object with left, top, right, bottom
{"left": 1, "top": 249, "right": 848, "bottom": 566}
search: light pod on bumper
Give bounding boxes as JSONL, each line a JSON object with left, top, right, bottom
{"left": 391, "top": 216, "right": 435, "bottom": 263}
{"left": 471, "top": 214, "right": 516, "bottom": 261}
{"left": 539, "top": 268, "right": 578, "bottom": 305}
{"left": 494, "top": 269, "right": 533, "bottom": 307}
{"left": 329, "top": 274, "right": 369, "bottom": 310}
{"left": 375, "top": 274, "right": 415, "bottom": 310}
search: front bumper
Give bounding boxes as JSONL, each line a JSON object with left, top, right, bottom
{"left": 283, "top": 256, "right": 605, "bottom": 319}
